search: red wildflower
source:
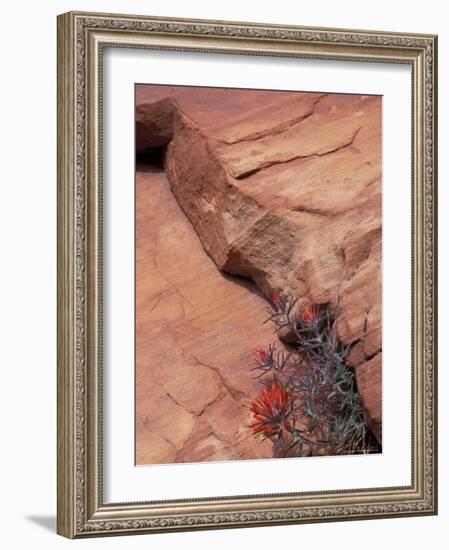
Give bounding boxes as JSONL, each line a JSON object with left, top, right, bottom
{"left": 253, "top": 347, "right": 268, "bottom": 363}
{"left": 301, "top": 303, "right": 319, "bottom": 325}
{"left": 271, "top": 291, "right": 281, "bottom": 306}
{"left": 249, "top": 383, "right": 293, "bottom": 439}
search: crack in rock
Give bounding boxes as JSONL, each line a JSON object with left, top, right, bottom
{"left": 193, "top": 356, "right": 246, "bottom": 402}
{"left": 217, "top": 94, "right": 329, "bottom": 145}
{"left": 233, "top": 126, "right": 362, "bottom": 180}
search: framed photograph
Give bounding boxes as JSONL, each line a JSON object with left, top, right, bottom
{"left": 57, "top": 11, "right": 438, "bottom": 538}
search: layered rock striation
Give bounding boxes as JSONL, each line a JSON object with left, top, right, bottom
{"left": 136, "top": 85, "right": 382, "bottom": 447}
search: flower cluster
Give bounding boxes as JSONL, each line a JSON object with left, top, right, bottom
{"left": 301, "top": 303, "right": 319, "bottom": 325}
{"left": 249, "top": 292, "right": 379, "bottom": 457}
{"left": 249, "top": 383, "right": 294, "bottom": 440}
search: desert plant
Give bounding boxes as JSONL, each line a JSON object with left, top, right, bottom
{"left": 249, "top": 292, "right": 380, "bottom": 458}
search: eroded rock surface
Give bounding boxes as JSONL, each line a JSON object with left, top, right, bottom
{"left": 136, "top": 168, "right": 277, "bottom": 464}
{"left": 136, "top": 86, "right": 382, "bottom": 446}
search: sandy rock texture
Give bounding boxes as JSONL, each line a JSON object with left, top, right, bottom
{"left": 136, "top": 168, "right": 277, "bottom": 464}
{"left": 136, "top": 85, "right": 382, "bottom": 450}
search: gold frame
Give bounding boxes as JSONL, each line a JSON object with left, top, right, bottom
{"left": 57, "top": 11, "right": 438, "bottom": 538}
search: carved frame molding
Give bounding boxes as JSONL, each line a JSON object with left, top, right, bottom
{"left": 57, "top": 11, "right": 437, "bottom": 538}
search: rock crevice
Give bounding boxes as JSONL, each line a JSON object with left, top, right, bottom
{"left": 136, "top": 86, "right": 383, "bottom": 451}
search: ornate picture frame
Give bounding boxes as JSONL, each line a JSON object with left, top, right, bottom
{"left": 57, "top": 11, "right": 437, "bottom": 538}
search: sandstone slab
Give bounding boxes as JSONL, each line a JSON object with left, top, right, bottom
{"left": 136, "top": 85, "right": 383, "bottom": 446}
{"left": 136, "top": 168, "right": 276, "bottom": 464}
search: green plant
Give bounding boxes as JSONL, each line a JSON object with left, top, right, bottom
{"left": 249, "top": 292, "right": 380, "bottom": 458}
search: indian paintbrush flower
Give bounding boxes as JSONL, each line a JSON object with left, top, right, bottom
{"left": 301, "top": 302, "right": 319, "bottom": 325}
{"left": 253, "top": 347, "right": 268, "bottom": 363}
{"left": 249, "top": 382, "right": 294, "bottom": 439}
{"left": 250, "top": 291, "right": 378, "bottom": 457}
{"left": 271, "top": 291, "right": 281, "bottom": 307}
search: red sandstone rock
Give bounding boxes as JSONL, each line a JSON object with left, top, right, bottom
{"left": 136, "top": 169, "right": 275, "bottom": 464}
{"left": 136, "top": 98, "right": 175, "bottom": 151}
{"left": 136, "top": 85, "right": 383, "bottom": 448}
{"left": 355, "top": 353, "right": 382, "bottom": 442}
